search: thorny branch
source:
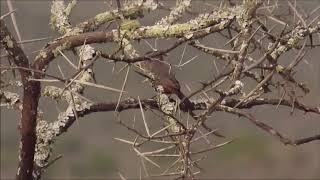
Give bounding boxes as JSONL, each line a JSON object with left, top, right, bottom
{"left": 1, "top": 0, "right": 319, "bottom": 179}
{"left": 1, "top": 18, "right": 41, "bottom": 180}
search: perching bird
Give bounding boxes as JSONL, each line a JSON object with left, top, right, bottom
{"left": 135, "top": 54, "right": 225, "bottom": 137}
{"left": 135, "top": 55, "right": 194, "bottom": 111}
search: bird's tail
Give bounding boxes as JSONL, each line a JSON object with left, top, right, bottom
{"left": 176, "top": 90, "right": 225, "bottom": 138}
{"left": 176, "top": 90, "right": 194, "bottom": 111}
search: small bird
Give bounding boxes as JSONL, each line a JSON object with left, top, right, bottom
{"left": 135, "top": 55, "right": 194, "bottom": 111}
{"left": 135, "top": 54, "right": 225, "bottom": 137}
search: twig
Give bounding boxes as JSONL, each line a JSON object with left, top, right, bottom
{"left": 191, "top": 140, "right": 233, "bottom": 155}
{"left": 138, "top": 96, "right": 151, "bottom": 137}
{"left": 115, "top": 65, "right": 130, "bottom": 112}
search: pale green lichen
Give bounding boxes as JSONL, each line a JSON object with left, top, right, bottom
{"left": 50, "top": 15, "right": 58, "bottom": 30}
{"left": 4, "top": 35, "right": 14, "bottom": 48}
{"left": 123, "top": 7, "right": 143, "bottom": 19}
{"left": 72, "top": 1, "right": 149, "bottom": 34}
{"left": 43, "top": 86, "right": 63, "bottom": 100}
{"left": 129, "top": 7, "right": 234, "bottom": 40}
{"left": 64, "top": 27, "right": 83, "bottom": 37}
{"left": 79, "top": 45, "right": 95, "bottom": 61}
{"left": 120, "top": 38, "right": 138, "bottom": 58}
{"left": 287, "top": 38, "right": 299, "bottom": 47}
{"left": 0, "top": 90, "right": 20, "bottom": 108}
{"left": 120, "top": 19, "right": 141, "bottom": 31}
{"left": 140, "top": 23, "right": 192, "bottom": 38}
{"left": 276, "top": 65, "right": 285, "bottom": 73}
{"left": 35, "top": 94, "right": 92, "bottom": 168}
{"left": 52, "top": 41, "right": 72, "bottom": 57}
{"left": 35, "top": 120, "right": 55, "bottom": 167}
{"left": 64, "top": 0, "right": 77, "bottom": 16}
{"left": 50, "top": 0, "right": 76, "bottom": 34}
{"left": 35, "top": 50, "right": 48, "bottom": 61}
{"left": 156, "top": 88, "right": 180, "bottom": 133}
{"left": 157, "top": 0, "right": 191, "bottom": 25}
{"left": 308, "top": 26, "right": 318, "bottom": 33}
{"left": 95, "top": 11, "right": 117, "bottom": 25}
{"left": 270, "top": 25, "right": 317, "bottom": 60}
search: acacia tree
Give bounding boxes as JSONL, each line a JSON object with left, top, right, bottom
{"left": 1, "top": 0, "right": 320, "bottom": 179}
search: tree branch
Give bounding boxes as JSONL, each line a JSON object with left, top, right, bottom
{"left": 1, "top": 19, "right": 41, "bottom": 180}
